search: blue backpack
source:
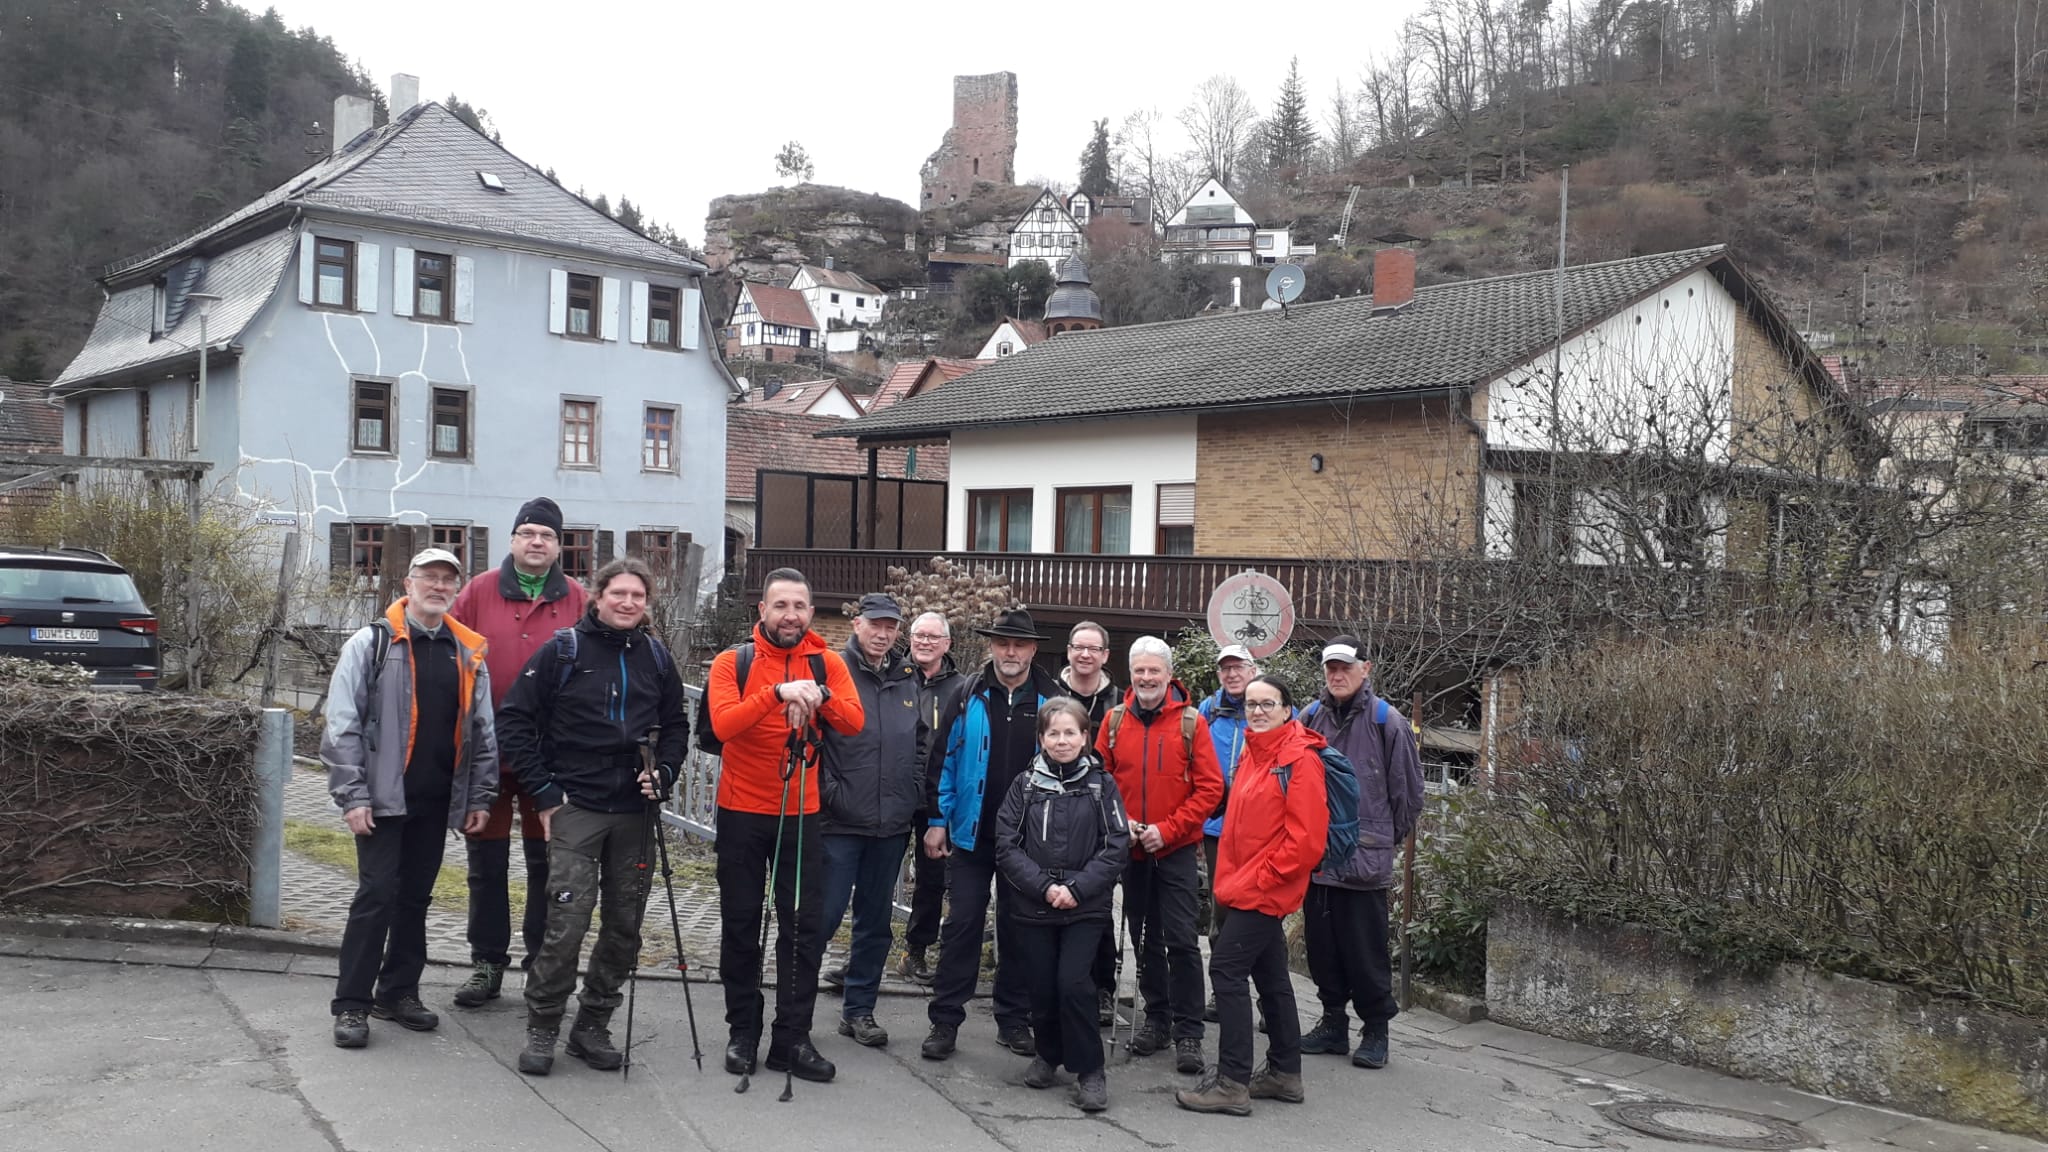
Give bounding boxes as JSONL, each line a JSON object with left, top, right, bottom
{"left": 1283, "top": 698, "right": 1385, "bottom": 872}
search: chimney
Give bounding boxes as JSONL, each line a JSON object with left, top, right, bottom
{"left": 1230, "top": 276, "right": 1242, "bottom": 310}
{"left": 331, "top": 94, "right": 374, "bottom": 157}
{"left": 1373, "top": 247, "right": 1416, "bottom": 313}
{"left": 824, "top": 256, "right": 835, "bottom": 271}
{"left": 390, "top": 73, "right": 421, "bottom": 115}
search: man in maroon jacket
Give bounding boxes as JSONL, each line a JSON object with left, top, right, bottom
{"left": 446, "top": 497, "right": 589, "bottom": 1007}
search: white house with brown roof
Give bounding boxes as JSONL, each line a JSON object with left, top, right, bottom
{"left": 976, "top": 316, "right": 1047, "bottom": 360}
{"left": 1008, "top": 189, "right": 1085, "bottom": 270}
{"left": 50, "top": 86, "right": 736, "bottom": 609}
{"left": 725, "top": 281, "right": 820, "bottom": 364}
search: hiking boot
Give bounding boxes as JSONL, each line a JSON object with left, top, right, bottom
{"left": 724, "top": 1036, "right": 758, "bottom": 1076}
{"left": 1175, "top": 1037, "right": 1204, "bottom": 1074}
{"left": 898, "top": 947, "right": 934, "bottom": 985}
{"left": 1127, "top": 1021, "right": 1167, "bottom": 1057}
{"left": 452, "top": 962, "right": 504, "bottom": 1007}
{"left": 566, "top": 1012, "right": 622, "bottom": 1071}
{"left": 1176, "top": 1070, "right": 1252, "bottom": 1116}
{"left": 822, "top": 964, "right": 846, "bottom": 993}
{"left": 1022, "top": 1056, "right": 1057, "bottom": 1089}
{"left": 1301, "top": 1014, "right": 1350, "bottom": 1055}
{"left": 370, "top": 995, "right": 438, "bottom": 1032}
{"left": 517, "top": 1027, "right": 557, "bottom": 1076}
{"left": 332, "top": 1010, "right": 368, "bottom": 1049}
{"left": 997, "top": 1023, "right": 1036, "bottom": 1056}
{"left": 920, "top": 1023, "right": 957, "bottom": 1061}
{"left": 1203, "top": 994, "right": 1218, "bottom": 1022}
{"left": 1073, "top": 1068, "right": 1108, "bottom": 1113}
{"left": 837, "top": 1014, "right": 889, "bottom": 1048}
{"left": 1352, "top": 1020, "right": 1389, "bottom": 1069}
{"left": 1249, "top": 1061, "right": 1305, "bottom": 1102}
{"left": 766, "top": 1040, "right": 836, "bottom": 1083}
{"left": 1098, "top": 987, "right": 1116, "bottom": 1027}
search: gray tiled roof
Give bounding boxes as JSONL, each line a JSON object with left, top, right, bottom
{"left": 56, "top": 229, "right": 295, "bottom": 388}
{"left": 830, "top": 246, "right": 1732, "bottom": 441}
{"left": 106, "top": 103, "right": 695, "bottom": 279}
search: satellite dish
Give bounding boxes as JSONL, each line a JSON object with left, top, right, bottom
{"left": 1266, "top": 264, "right": 1305, "bottom": 305}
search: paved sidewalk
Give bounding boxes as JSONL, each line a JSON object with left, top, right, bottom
{"left": 3, "top": 941, "right": 2040, "bottom": 1152}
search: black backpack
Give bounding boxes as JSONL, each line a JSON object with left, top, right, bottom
{"left": 694, "top": 641, "right": 825, "bottom": 756}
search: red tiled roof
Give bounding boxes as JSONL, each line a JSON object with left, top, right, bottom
{"left": 1860, "top": 375, "right": 2048, "bottom": 411}
{"left": 1004, "top": 317, "right": 1049, "bottom": 346}
{"left": 799, "top": 264, "right": 883, "bottom": 295}
{"left": 869, "top": 357, "right": 988, "bottom": 411}
{"left": 748, "top": 378, "right": 859, "bottom": 416}
{"left": 741, "top": 282, "right": 818, "bottom": 330}
{"left": 0, "top": 379, "right": 64, "bottom": 453}
{"left": 726, "top": 406, "right": 948, "bottom": 499}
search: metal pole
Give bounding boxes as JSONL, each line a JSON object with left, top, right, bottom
{"left": 1547, "top": 166, "right": 1569, "bottom": 566}
{"left": 260, "top": 532, "right": 302, "bottom": 708}
{"left": 1400, "top": 689, "right": 1421, "bottom": 1009}
{"left": 248, "top": 707, "right": 293, "bottom": 929}
{"left": 186, "top": 313, "right": 207, "bottom": 692}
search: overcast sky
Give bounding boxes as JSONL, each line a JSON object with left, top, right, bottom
{"left": 260, "top": 0, "right": 1428, "bottom": 247}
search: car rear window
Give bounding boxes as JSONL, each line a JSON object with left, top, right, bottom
{"left": 0, "top": 564, "right": 144, "bottom": 605}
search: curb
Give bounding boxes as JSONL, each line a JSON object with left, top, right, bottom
{"left": 0, "top": 912, "right": 343, "bottom": 957}
{"left": 1407, "top": 977, "right": 1489, "bottom": 1023}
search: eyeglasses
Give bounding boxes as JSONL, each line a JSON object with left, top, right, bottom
{"left": 1245, "top": 699, "right": 1287, "bottom": 712}
{"left": 409, "top": 571, "right": 460, "bottom": 587}
{"left": 513, "top": 528, "right": 559, "bottom": 543}
{"left": 910, "top": 632, "right": 950, "bottom": 642}
{"left": 1068, "top": 644, "right": 1107, "bottom": 655}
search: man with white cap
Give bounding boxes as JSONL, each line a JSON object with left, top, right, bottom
{"left": 322, "top": 547, "right": 497, "bottom": 1049}
{"left": 1196, "top": 643, "right": 1257, "bottom": 1020}
{"left": 1297, "top": 634, "right": 1423, "bottom": 1071}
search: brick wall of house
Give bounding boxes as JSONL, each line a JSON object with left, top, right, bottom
{"left": 1194, "top": 396, "right": 1483, "bottom": 559}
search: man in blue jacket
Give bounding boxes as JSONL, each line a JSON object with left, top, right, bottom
{"left": 817, "top": 594, "right": 927, "bottom": 1049}
{"left": 1298, "top": 635, "right": 1424, "bottom": 1071}
{"left": 919, "top": 608, "right": 1061, "bottom": 1062}
{"left": 1196, "top": 643, "right": 1256, "bottom": 1020}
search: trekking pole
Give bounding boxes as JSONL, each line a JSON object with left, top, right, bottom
{"left": 779, "top": 723, "right": 817, "bottom": 1104}
{"left": 640, "top": 732, "right": 704, "bottom": 1072}
{"left": 624, "top": 732, "right": 658, "bottom": 1082}
{"left": 737, "top": 738, "right": 798, "bottom": 1096}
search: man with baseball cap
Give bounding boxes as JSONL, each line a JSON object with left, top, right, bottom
{"left": 816, "top": 594, "right": 927, "bottom": 1048}
{"left": 323, "top": 547, "right": 497, "bottom": 1048}
{"left": 447, "top": 497, "right": 588, "bottom": 1008}
{"left": 1196, "top": 643, "right": 1258, "bottom": 1019}
{"left": 1298, "top": 634, "right": 1423, "bottom": 1070}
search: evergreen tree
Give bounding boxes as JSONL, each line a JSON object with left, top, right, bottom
{"left": 592, "top": 193, "right": 613, "bottom": 217}
{"left": 1077, "top": 119, "right": 1116, "bottom": 198}
{"left": 1264, "top": 57, "right": 1317, "bottom": 176}
{"left": 5, "top": 335, "right": 48, "bottom": 383}
{"left": 615, "top": 197, "right": 644, "bottom": 230}
{"left": 224, "top": 29, "right": 271, "bottom": 122}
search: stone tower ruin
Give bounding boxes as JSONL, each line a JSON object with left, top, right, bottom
{"left": 920, "top": 72, "right": 1018, "bottom": 208}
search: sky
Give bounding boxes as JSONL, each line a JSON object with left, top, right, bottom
{"left": 258, "top": 0, "right": 1428, "bottom": 248}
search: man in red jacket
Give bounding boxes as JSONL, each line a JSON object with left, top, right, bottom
{"left": 1095, "top": 635, "right": 1223, "bottom": 1075}
{"left": 446, "top": 497, "right": 587, "bottom": 1008}
{"left": 707, "top": 567, "right": 864, "bottom": 1086}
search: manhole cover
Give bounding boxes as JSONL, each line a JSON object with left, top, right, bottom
{"left": 1597, "top": 1101, "right": 1813, "bottom": 1150}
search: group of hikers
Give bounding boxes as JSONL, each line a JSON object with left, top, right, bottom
{"left": 319, "top": 495, "right": 1425, "bottom": 1116}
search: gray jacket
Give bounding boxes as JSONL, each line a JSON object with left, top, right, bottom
{"left": 321, "top": 602, "right": 499, "bottom": 828}
{"left": 819, "top": 639, "right": 927, "bottom": 837}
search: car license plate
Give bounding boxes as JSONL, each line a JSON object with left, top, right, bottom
{"left": 32, "top": 627, "right": 99, "bottom": 643}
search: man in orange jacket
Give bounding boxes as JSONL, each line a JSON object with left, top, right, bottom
{"left": 1095, "top": 636, "right": 1223, "bottom": 1075}
{"left": 707, "top": 567, "right": 864, "bottom": 1086}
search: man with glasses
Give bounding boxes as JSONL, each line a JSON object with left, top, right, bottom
{"left": 1052, "top": 621, "right": 1122, "bottom": 1026}
{"left": 324, "top": 547, "right": 497, "bottom": 1048}
{"left": 447, "top": 497, "right": 587, "bottom": 1008}
{"left": 901, "top": 611, "right": 964, "bottom": 984}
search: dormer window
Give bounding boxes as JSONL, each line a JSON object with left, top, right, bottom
{"left": 477, "top": 171, "right": 506, "bottom": 191}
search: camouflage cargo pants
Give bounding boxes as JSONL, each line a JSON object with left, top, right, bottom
{"left": 524, "top": 804, "right": 652, "bottom": 1032}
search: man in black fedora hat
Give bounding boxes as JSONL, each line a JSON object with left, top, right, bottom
{"left": 919, "top": 608, "right": 1061, "bottom": 1061}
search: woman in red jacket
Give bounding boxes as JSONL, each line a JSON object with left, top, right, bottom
{"left": 1177, "top": 675, "right": 1329, "bottom": 1117}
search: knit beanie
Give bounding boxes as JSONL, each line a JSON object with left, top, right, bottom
{"left": 513, "top": 496, "right": 564, "bottom": 535}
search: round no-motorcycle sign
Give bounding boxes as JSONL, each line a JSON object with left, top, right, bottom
{"left": 1205, "top": 571, "right": 1295, "bottom": 659}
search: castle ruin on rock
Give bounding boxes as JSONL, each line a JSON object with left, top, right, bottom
{"left": 920, "top": 72, "right": 1018, "bottom": 209}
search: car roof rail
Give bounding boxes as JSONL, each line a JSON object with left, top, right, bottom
{"left": 0, "top": 544, "right": 119, "bottom": 564}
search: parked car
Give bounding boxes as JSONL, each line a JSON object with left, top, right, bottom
{"left": 0, "top": 546, "right": 160, "bottom": 690}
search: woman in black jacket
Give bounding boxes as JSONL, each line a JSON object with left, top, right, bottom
{"left": 994, "top": 696, "right": 1130, "bottom": 1113}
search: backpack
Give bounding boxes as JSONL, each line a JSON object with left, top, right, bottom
{"left": 547, "top": 626, "right": 672, "bottom": 690}
{"left": 1286, "top": 696, "right": 1393, "bottom": 872}
{"left": 694, "top": 641, "right": 825, "bottom": 756}
{"left": 1102, "top": 705, "right": 1199, "bottom": 781}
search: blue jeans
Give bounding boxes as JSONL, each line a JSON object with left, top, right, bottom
{"left": 819, "top": 832, "right": 908, "bottom": 1018}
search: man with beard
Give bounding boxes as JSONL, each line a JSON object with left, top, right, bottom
{"left": 707, "top": 568, "right": 864, "bottom": 1084}
{"left": 920, "top": 609, "right": 1061, "bottom": 1062}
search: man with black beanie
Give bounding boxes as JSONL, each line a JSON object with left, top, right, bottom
{"left": 446, "top": 496, "right": 587, "bottom": 1008}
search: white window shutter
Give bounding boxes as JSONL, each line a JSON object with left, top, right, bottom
{"left": 629, "top": 281, "right": 649, "bottom": 344}
{"left": 600, "top": 277, "right": 621, "bottom": 341}
{"left": 453, "top": 256, "right": 475, "bottom": 323}
{"left": 392, "top": 246, "right": 415, "bottom": 317}
{"left": 548, "top": 269, "right": 568, "bottom": 335}
{"left": 355, "top": 243, "right": 379, "bottom": 312}
{"left": 297, "top": 234, "right": 315, "bottom": 304}
{"left": 680, "top": 287, "right": 702, "bottom": 350}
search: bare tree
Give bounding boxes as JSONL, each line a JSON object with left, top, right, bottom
{"left": 1324, "top": 81, "right": 1367, "bottom": 169}
{"left": 1177, "top": 75, "right": 1259, "bottom": 187}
